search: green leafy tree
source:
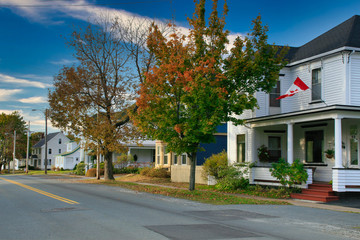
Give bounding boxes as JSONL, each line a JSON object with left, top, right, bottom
{"left": 0, "top": 112, "right": 27, "bottom": 172}
{"left": 132, "top": 0, "right": 287, "bottom": 191}
{"left": 48, "top": 15, "right": 168, "bottom": 180}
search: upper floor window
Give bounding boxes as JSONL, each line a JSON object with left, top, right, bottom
{"left": 312, "top": 68, "right": 322, "bottom": 101}
{"left": 269, "top": 81, "right": 280, "bottom": 107}
{"left": 59, "top": 149, "right": 61, "bottom": 154}
{"left": 59, "top": 138, "right": 62, "bottom": 144}
{"left": 48, "top": 148, "right": 52, "bottom": 154}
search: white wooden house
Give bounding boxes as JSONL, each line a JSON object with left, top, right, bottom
{"left": 55, "top": 141, "right": 81, "bottom": 170}
{"left": 228, "top": 15, "right": 360, "bottom": 199}
{"left": 31, "top": 132, "right": 69, "bottom": 170}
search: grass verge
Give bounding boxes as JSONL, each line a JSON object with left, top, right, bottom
{"left": 82, "top": 179, "right": 289, "bottom": 205}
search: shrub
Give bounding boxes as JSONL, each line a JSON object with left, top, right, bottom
{"left": 85, "top": 168, "right": 104, "bottom": 177}
{"left": 215, "top": 165, "right": 249, "bottom": 191}
{"left": 117, "top": 166, "right": 140, "bottom": 174}
{"left": 214, "top": 163, "right": 252, "bottom": 191}
{"left": 202, "top": 151, "right": 228, "bottom": 180}
{"left": 75, "top": 162, "right": 86, "bottom": 175}
{"left": 93, "top": 162, "right": 105, "bottom": 169}
{"left": 270, "top": 158, "right": 308, "bottom": 188}
{"left": 51, "top": 166, "right": 56, "bottom": 171}
{"left": 140, "top": 167, "right": 170, "bottom": 178}
{"left": 140, "top": 167, "right": 152, "bottom": 176}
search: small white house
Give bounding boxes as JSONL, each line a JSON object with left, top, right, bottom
{"left": 31, "top": 132, "right": 70, "bottom": 170}
{"left": 55, "top": 141, "right": 81, "bottom": 170}
{"left": 228, "top": 15, "right": 360, "bottom": 196}
{"left": 112, "top": 139, "right": 155, "bottom": 167}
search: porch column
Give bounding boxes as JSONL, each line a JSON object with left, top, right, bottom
{"left": 287, "top": 123, "right": 294, "bottom": 164}
{"left": 334, "top": 117, "right": 343, "bottom": 168}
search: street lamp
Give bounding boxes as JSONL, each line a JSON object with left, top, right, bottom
{"left": 32, "top": 109, "right": 48, "bottom": 174}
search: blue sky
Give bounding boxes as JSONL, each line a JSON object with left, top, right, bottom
{"left": 1, "top": 0, "right": 360, "bottom": 133}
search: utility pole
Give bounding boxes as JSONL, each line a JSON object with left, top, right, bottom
{"left": 12, "top": 130, "right": 16, "bottom": 174}
{"left": 26, "top": 121, "right": 30, "bottom": 174}
{"left": 44, "top": 109, "right": 48, "bottom": 175}
{"left": 32, "top": 108, "right": 48, "bottom": 174}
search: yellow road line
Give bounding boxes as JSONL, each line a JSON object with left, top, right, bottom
{"left": 0, "top": 177, "right": 79, "bottom": 205}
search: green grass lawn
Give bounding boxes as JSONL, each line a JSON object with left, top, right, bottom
{"left": 83, "top": 179, "right": 290, "bottom": 205}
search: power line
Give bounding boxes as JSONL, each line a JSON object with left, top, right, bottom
{"left": 0, "top": 0, "right": 170, "bottom": 8}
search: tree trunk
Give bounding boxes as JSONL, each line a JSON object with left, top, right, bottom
{"left": 104, "top": 151, "right": 114, "bottom": 180}
{"left": 189, "top": 151, "right": 197, "bottom": 191}
{"left": 0, "top": 163, "right": 2, "bottom": 173}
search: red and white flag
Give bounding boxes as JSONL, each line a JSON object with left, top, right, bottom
{"left": 276, "top": 77, "right": 309, "bottom": 100}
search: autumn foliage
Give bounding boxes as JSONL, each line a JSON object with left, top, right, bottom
{"left": 131, "top": 0, "right": 288, "bottom": 190}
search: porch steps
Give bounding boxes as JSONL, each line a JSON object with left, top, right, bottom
{"left": 290, "top": 183, "right": 339, "bottom": 203}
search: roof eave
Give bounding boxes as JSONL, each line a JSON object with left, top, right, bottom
{"left": 287, "top": 46, "right": 360, "bottom": 67}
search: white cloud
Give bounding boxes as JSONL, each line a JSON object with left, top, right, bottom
{"left": 0, "top": 73, "right": 52, "bottom": 89}
{"left": 0, "top": 0, "right": 241, "bottom": 46}
{"left": 50, "top": 58, "right": 78, "bottom": 65}
{"left": 0, "top": 89, "right": 22, "bottom": 101}
{"left": 18, "top": 96, "right": 48, "bottom": 104}
{"left": 0, "top": 109, "right": 22, "bottom": 115}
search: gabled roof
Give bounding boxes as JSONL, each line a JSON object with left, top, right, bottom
{"left": 288, "top": 15, "right": 360, "bottom": 63}
{"left": 33, "top": 132, "right": 61, "bottom": 148}
{"left": 58, "top": 146, "right": 80, "bottom": 157}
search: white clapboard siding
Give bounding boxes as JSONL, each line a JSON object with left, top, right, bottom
{"left": 323, "top": 56, "right": 345, "bottom": 105}
{"left": 333, "top": 169, "right": 360, "bottom": 192}
{"left": 350, "top": 56, "right": 360, "bottom": 106}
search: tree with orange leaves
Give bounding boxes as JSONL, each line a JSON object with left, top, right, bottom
{"left": 132, "top": 0, "right": 288, "bottom": 191}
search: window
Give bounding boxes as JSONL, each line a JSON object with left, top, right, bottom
{"left": 269, "top": 81, "right": 280, "bottom": 107}
{"left": 157, "top": 146, "right": 160, "bottom": 164}
{"left": 48, "top": 148, "right": 52, "bottom": 154}
{"left": 173, "top": 155, "right": 178, "bottom": 165}
{"left": 76, "top": 157, "right": 79, "bottom": 161}
{"left": 49, "top": 159, "right": 51, "bottom": 165}
{"left": 312, "top": 68, "right": 322, "bottom": 101}
{"left": 59, "top": 149, "right": 61, "bottom": 154}
{"left": 59, "top": 138, "right": 62, "bottom": 144}
{"left": 268, "top": 136, "right": 281, "bottom": 162}
{"left": 181, "top": 154, "right": 187, "bottom": 165}
{"left": 350, "top": 125, "right": 358, "bottom": 166}
{"left": 236, "top": 134, "right": 246, "bottom": 163}
{"left": 163, "top": 146, "right": 168, "bottom": 165}
{"left": 38, "top": 160, "right": 41, "bottom": 166}
{"left": 305, "top": 131, "right": 324, "bottom": 163}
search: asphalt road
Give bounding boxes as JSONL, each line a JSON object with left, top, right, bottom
{"left": 1, "top": 175, "right": 360, "bottom": 240}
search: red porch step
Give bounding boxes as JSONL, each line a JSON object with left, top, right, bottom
{"left": 290, "top": 183, "right": 339, "bottom": 203}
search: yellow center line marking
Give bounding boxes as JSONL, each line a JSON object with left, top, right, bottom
{"left": 0, "top": 177, "right": 79, "bottom": 205}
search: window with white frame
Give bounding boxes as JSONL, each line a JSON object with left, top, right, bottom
{"left": 181, "top": 154, "right": 187, "bottom": 165}
{"left": 268, "top": 136, "right": 281, "bottom": 162}
{"left": 236, "top": 134, "right": 246, "bottom": 163}
{"left": 269, "top": 80, "right": 280, "bottom": 107}
{"left": 163, "top": 146, "right": 168, "bottom": 165}
{"left": 312, "top": 68, "right": 322, "bottom": 101}
{"left": 157, "top": 146, "right": 160, "bottom": 164}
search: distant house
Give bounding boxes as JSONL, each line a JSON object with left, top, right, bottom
{"left": 31, "top": 132, "right": 69, "bottom": 170}
{"left": 112, "top": 139, "right": 156, "bottom": 168}
{"left": 54, "top": 141, "right": 81, "bottom": 170}
{"left": 155, "top": 123, "right": 227, "bottom": 184}
{"left": 228, "top": 15, "right": 360, "bottom": 200}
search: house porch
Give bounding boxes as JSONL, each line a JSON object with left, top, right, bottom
{"left": 245, "top": 105, "right": 360, "bottom": 192}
